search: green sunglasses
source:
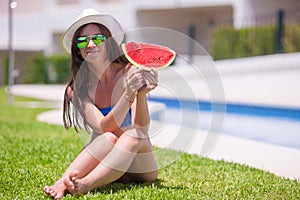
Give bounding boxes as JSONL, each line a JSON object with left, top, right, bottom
{"left": 76, "top": 34, "right": 107, "bottom": 49}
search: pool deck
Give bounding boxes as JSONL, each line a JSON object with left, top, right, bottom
{"left": 9, "top": 52, "right": 300, "bottom": 181}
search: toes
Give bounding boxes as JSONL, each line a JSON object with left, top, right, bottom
{"left": 68, "top": 171, "right": 79, "bottom": 187}
{"left": 50, "top": 191, "right": 57, "bottom": 198}
{"left": 43, "top": 186, "right": 49, "bottom": 193}
{"left": 54, "top": 193, "right": 64, "bottom": 200}
{"left": 69, "top": 170, "right": 79, "bottom": 179}
{"left": 43, "top": 180, "right": 66, "bottom": 198}
{"left": 63, "top": 177, "right": 74, "bottom": 190}
{"left": 44, "top": 186, "right": 53, "bottom": 194}
{"left": 63, "top": 170, "right": 80, "bottom": 194}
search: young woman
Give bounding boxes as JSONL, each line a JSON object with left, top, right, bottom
{"left": 44, "top": 8, "right": 158, "bottom": 199}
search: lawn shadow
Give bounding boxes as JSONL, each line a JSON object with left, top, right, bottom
{"left": 92, "top": 178, "right": 186, "bottom": 195}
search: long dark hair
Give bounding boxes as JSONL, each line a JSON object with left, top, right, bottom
{"left": 63, "top": 23, "right": 128, "bottom": 132}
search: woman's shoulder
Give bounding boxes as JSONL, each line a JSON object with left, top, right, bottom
{"left": 66, "top": 84, "right": 73, "bottom": 100}
{"left": 111, "top": 62, "right": 127, "bottom": 77}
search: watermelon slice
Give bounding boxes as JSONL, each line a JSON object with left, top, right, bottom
{"left": 122, "top": 42, "right": 176, "bottom": 70}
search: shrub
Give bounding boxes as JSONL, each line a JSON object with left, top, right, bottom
{"left": 22, "top": 54, "right": 70, "bottom": 84}
{"left": 22, "top": 53, "right": 48, "bottom": 84}
{"left": 282, "top": 22, "right": 300, "bottom": 53}
{"left": 210, "top": 25, "right": 237, "bottom": 60}
{"left": 48, "top": 54, "right": 70, "bottom": 84}
{"left": 211, "top": 22, "right": 299, "bottom": 60}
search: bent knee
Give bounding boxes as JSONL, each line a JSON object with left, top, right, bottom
{"left": 136, "top": 170, "right": 158, "bottom": 183}
{"left": 125, "top": 128, "right": 149, "bottom": 140}
{"left": 103, "top": 132, "right": 118, "bottom": 144}
{"left": 128, "top": 130, "right": 150, "bottom": 147}
{"left": 146, "top": 170, "right": 158, "bottom": 182}
{"left": 93, "top": 132, "right": 117, "bottom": 145}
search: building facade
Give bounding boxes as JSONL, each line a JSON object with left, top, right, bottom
{"left": 0, "top": 0, "right": 299, "bottom": 84}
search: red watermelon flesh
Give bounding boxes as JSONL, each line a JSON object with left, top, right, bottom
{"left": 122, "top": 42, "right": 176, "bottom": 70}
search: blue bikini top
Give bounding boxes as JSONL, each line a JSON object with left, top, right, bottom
{"left": 99, "top": 106, "right": 132, "bottom": 128}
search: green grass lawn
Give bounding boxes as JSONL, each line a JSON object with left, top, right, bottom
{"left": 0, "top": 87, "right": 299, "bottom": 199}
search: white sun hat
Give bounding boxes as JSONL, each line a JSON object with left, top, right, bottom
{"left": 61, "top": 8, "right": 124, "bottom": 53}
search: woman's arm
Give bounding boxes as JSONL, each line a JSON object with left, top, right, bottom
{"left": 133, "top": 93, "right": 150, "bottom": 134}
{"left": 133, "top": 69, "right": 158, "bottom": 134}
{"left": 83, "top": 67, "right": 145, "bottom": 135}
{"left": 83, "top": 93, "right": 133, "bottom": 134}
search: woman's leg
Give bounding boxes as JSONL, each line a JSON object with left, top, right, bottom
{"left": 118, "top": 138, "right": 158, "bottom": 183}
{"left": 44, "top": 132, "right": 117, "bottom": 199}
{"left": 63, "top": 128, "right": 158, "bottom": 195}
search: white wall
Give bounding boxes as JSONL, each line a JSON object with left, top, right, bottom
{"left": 0, "top": 0, "right": 127, "bottom": 54}
{"left": 0, "top": 0, "right": 299, "bottom": 54}
{"left": 234, "top": 0, "right": 300, "bottom": 27}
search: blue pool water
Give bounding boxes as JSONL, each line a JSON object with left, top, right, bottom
{"left": 150, "top": 97, "right": 300, "bottom": 150}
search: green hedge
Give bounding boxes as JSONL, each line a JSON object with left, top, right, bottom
{"left": 49, "top": 54, "right": 70, "bottom": 84}
{"left": 282, "top": 22, "right": 300, "bottom": 53}
{"left": 22, "top": 54, "right": 70, "bottom": 84}
{"left": 4, "top": 22, "right": 299, "bottom": 84}
{"left": 21, "top": 54, "right": 48, "bottom": 84}
{"left": 211, "top": 22, "right": 300, "bottom": 60}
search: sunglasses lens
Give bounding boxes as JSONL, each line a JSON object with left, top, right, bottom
{"left": 77, "top": 41, "right": 87, "bottom": 49}
{"left": 92, "top": 35, "right": 106, "bottom": 46}
{"left": 76, "top": 35, "right": 107, "bottom": 49}
{"left": 77, "top": 37, "right": 88, "bottom": 49}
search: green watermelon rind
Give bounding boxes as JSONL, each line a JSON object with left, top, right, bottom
{"left": 121, "top": 42, "right": 176, "bottom": 71}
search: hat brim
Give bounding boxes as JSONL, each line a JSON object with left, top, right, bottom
{"left": 61, "top": 14, "right": 124, "bottom": 53}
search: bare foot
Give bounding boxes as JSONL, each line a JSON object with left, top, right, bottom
{"left": 63, "top": 171, "right": 90, "bottom": 195}
{"left": 43, "top": 179, "right": 66, "bottom": 199}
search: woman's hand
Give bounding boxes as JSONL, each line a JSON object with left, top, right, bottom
{"left": 123, "top": 64, "right": 145, "bottom": 102}
{"left": 138, "top": 69, "right": 158, "bottom": 96}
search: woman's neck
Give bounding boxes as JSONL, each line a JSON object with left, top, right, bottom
{"left": 88, "top": 60, "right": 119, "bottom": 84}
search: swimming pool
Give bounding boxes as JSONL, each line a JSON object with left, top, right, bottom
{"left": 149, "top": 97, "right": 300, "bottom": 150}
